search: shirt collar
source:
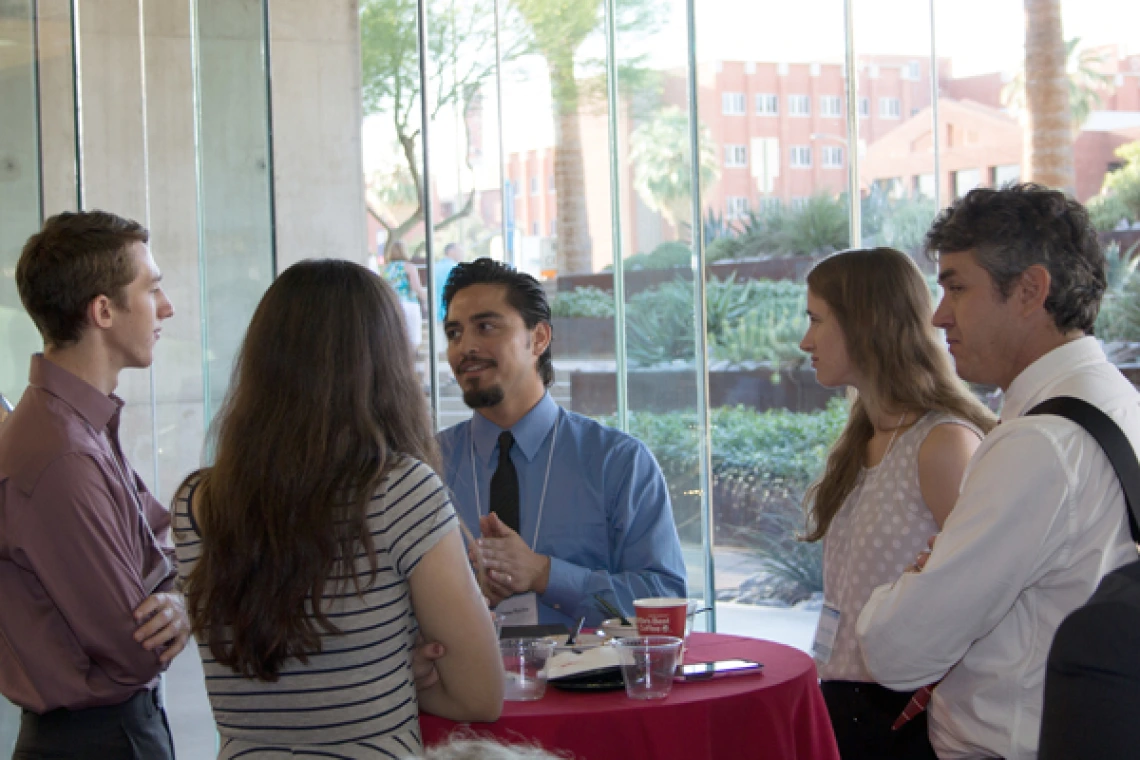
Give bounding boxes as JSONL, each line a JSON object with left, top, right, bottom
{"left": 29, "top": 353, "right": 121, "bottom": 433}
{"left": 472, "top": 392, "right": 559, "bottom": 466}
{"left": 1001, "top": 336, "right": 1105, "bottom": 421}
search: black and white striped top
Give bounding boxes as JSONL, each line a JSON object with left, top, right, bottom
{"left": 173, "top": 457, "right": 457, "bottom": 759}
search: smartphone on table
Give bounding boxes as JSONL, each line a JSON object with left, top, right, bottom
{"left": 677, "top": 659, "right": 763, "bottom": 680}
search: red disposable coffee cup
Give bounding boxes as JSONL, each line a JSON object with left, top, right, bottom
{"left": 633, "top": 598, "right": 689, "bottom": 638}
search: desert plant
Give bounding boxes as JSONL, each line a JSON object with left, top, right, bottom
{"left": 730, "top": 509, "right": 823, "bottom": 599}
{"left": 706, "top": 236, "right": 744, "bottom": 263}
{"left": 625, "top": 277, "right": 808, "bottom": 368}
{"left": 877, "top": 196, "right": 938, "bottom": 254}
{"left": 713, "top": 308, "right": 807, "bottom": 367}
{"left": 1096, "top": 240, "right": 1140, "bottom": 343}
{"left": 624, "top": 278, "right": 698, "bottom": 365}
{"left": 731, "top": 194, "right": 849, "bottom": 257}
{"left": 778, "top": 194, "right": 850, "bottom": 255}
{"left": 1106, "top": 240, "right": 1140, "bottom": 293}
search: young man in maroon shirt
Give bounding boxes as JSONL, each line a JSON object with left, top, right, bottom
{"left": 0, "top": 211, "right": 188, "bottom": 758}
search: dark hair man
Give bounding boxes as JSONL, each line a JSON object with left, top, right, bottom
{"left": 0, "top": 211, "right": 187, "bottom": 758}
{"left": 856, "top": 185, "right": 1140, "bottom": 759}
{"left": 436, "top": 258, "right": 687, "bottom": 627}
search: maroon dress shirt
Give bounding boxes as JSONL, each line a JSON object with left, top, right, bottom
{"left": 0, "top": 355, "right": 176, "bottom": 713}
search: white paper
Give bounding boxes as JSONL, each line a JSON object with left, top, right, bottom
{"left": 812, "top": 603, "right": 841, "bottom": 664}
{"left": 497, "top": 592, "right": 539, "bottom": 626}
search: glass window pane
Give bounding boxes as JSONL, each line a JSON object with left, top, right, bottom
{"left": 695, "top": 0, "right": 847, "bottom": 652}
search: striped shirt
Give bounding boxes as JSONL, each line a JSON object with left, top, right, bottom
{"left": 173, "top": 457, "right": 457, "bottom": 759}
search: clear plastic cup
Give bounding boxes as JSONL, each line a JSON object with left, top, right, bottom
{"left": 614, "top": 636, "right": 683, "bottom": 700}
{"left": 500, "top": 638, "right": 556, "bottom": 701}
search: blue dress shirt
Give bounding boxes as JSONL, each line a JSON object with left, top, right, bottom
{"left": 439, "top": 393, "right": 688, "bottom": 626}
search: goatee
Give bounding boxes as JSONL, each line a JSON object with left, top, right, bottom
{"left": 463, "top": 385, "right": 505, "bottom": 409}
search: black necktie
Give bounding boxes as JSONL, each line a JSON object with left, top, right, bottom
{"left": 490, "top": 430, "right": 520, "bottom": 533}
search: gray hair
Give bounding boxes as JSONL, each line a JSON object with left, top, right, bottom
{"left": 924, "top": 183, "right": 1105, "bottom": 334}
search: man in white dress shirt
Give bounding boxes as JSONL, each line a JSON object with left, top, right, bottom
{"left": 856, "top": 183, "right": 1140, "bottom": 760}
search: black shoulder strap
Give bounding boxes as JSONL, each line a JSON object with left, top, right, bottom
{"left": 1027, "top": 396, "right": 1140, "bottom": 543}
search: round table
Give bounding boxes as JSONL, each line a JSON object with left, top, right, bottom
{"left": 420, "top": 632, "right": 839, "bottom": 760}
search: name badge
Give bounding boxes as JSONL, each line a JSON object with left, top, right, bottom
{"left": 812, "top": 603, "right": 841, "bottom": 665}
{"left": 496, "top": 592, "right": 539, "bottom": 626}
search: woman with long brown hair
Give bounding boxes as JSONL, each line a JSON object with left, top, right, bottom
{"left": 799, "top": 247, "right": 996, "bottom": 759}
{"left": 173, "top": 260, "right": 501, "bottom": 758}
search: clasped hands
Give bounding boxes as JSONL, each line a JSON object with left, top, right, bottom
{"left": 467, "top": 512, "right": 552, "bottom": 607}
{"left": 906, "top": 534, "right": 937, "bottom": 574}
{"left": 413, "top": 513, "right": 548, "bottom": 693}
{"left": 133, "top": 591, "right": 191, "bottom": 665}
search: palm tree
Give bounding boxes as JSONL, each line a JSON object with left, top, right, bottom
{"left": 1020, "top": 0, "right": 1074, "bottom": 192}
{"left": 511, "top": 0, "right": 659, "bottom": 275}
{"left": 629, "top": 107, "right": 719, "bottom": 239}
{"left": 1002, "top": 37, "right": 1113, "bottom": 134}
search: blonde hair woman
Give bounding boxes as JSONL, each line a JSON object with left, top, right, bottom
{"left": 799, "top": 247, "right": 996, "bottom": 759}
{"left": 383, "top": 240, "right": 428, "bottom": 349}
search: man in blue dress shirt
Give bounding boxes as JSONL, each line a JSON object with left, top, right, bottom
{"left": 437, "top": 257, "right": 687, "bottom": 627}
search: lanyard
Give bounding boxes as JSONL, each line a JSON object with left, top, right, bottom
{"left": 470, "top": 411, "right": 561, "bottom": 550}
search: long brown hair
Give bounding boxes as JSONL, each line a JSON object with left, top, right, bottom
{"left": 179, "top": 259, "right": 438, "bottom": 680}
{"left": 802, "top": 247, "right": 995, "bottom": 542}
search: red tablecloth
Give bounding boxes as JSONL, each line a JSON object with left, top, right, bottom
{"left": 420, "top": 632, "right": 839, "bottom": 760}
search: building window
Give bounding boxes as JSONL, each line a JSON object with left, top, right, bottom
{"left": 759, "top": 196, "right": 781, "bottom": 213}
{"left": 991, "top": 164, "right": 1020, "bottom": 187}
{"left": 788, "top": 94, "right": 810, "bottom": 117}
{"left": 790, "top": 196, "right": 809, "bottom": 211}
{"left": 859, "top": 97, "right": 869, "bottom": 118}
{"left": 550, "top": 219, "right": 557, "bottom": 236}
{"left": 915, "top": 173, "right": 936, "bottom": 198}
{"left": 820, "top": 95, "right": 842, "bottom": 118}
{"left": 880, "top": 97, "right": 901, "bottom": 119}
{"left": 821, "top": 146, "right": 843, "bottom": 167}
{"left": 726, "top": 196, "right": 750, "bottom": 219}
{"left": 904, "top": 61, "right": 921, "bottom": 80}
{"left": 725, "top": 144, "right": 748, "bottom": 167}
{"left": 756, "top": 93, "right": 778, "bottom": 115}
{"left": 790, "top": 145, "right": 812, "bottom": 168}
{"left": 722, "top": 92, "right": 746, "bottom": 115}
{"left": 953, "top": 168, "right": 981, "bottom": 199}
{"left": 548, "top": 174, "right": 555, "bottom": 193}
{"left": 532, "top": 221, "right": 539, "bottom": 235}
{"left": 530, "top": 176, "right": 539, "bottom": 195}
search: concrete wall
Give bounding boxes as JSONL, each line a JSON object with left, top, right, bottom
{"left": 0, "top": 3, "right": 367, "bottom": 750}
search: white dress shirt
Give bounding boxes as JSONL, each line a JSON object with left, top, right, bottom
{"left": 857, "top": 337, "right": 1140, "bottom": 759}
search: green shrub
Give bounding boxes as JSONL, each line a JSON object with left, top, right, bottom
{"left": 616, "top": 400, "right": 848, "bottom": 595}
{"left": 623, "top": 240, "right": 693, "bottom": 270}
{"left": 1102, "top": 140, "right": 1140, "bottom": 222}
{"left": 1087, "top": 193, "right": 1133, "bottom": 233}
{"left": 551, "top": 286, "right": 616, "bottom": 319}
{"left": 705, "top": 236, "right": 743, "bottom": 263}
